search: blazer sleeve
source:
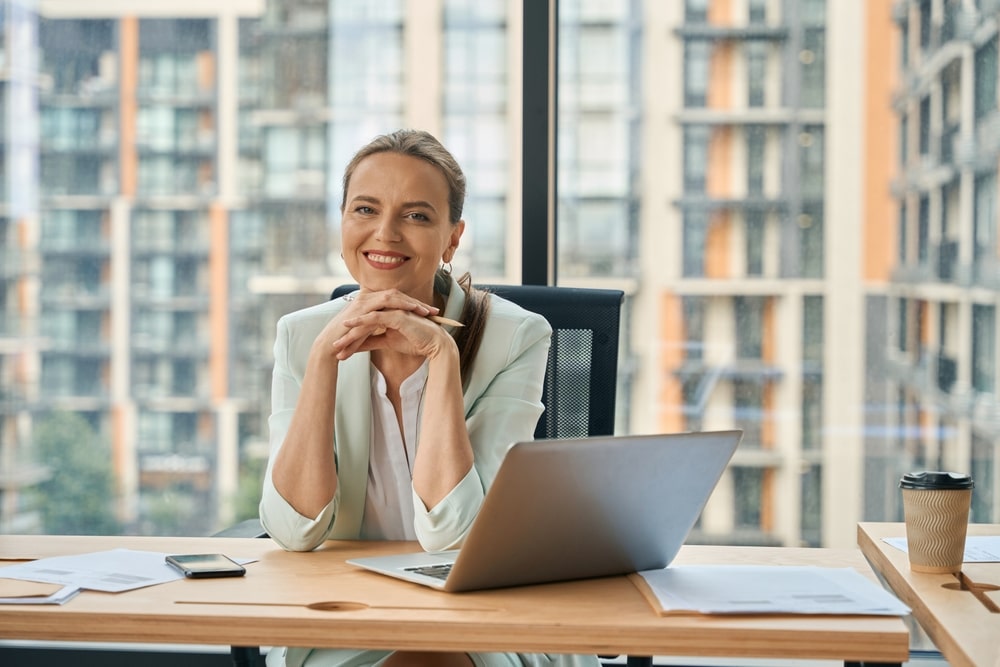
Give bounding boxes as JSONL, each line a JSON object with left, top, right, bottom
{"left": 259, "top": 311, "right": 340, "bottom": 552}
{"left": 412, "top": 303, "right": 551, "bottom": 551}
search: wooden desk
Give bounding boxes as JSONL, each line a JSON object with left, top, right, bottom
{"left": 0, "top": 535, "right": 908, "bottom": 665}
{"left": 858, "top": 522, "right": 1000, "bottom": 667}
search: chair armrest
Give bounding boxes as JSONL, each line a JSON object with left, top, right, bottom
{"left": 212, "top": 518, "right": 268, "bottom": 539}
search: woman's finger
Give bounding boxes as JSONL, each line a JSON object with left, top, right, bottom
{"left": 350, "top": 289, "right": 437, "bottom": 316}
{"left": 335, "top": 310, "right": 447, "bottom": 359}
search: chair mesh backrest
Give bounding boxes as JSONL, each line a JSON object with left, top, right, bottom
{"left": 479, "top": 285, "right": 623, "bottom": 439}
{"left": 331, "top": 283, "right": 624, "bottom": 440}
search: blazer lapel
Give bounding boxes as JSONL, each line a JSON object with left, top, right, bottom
{"left": 331, "top": 350, "right": 371, "bottom": 538}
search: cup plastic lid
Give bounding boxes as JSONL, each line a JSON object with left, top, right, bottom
{"left": 899, "top": 471, "right": 974, "bottom": 490}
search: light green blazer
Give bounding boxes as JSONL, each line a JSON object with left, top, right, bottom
{"left": 259, "top": 276, "right": 552, "bottom": 553}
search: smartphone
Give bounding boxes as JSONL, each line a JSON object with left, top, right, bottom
{"left": 165, "top": 553, "right": 246, "bottom": 579}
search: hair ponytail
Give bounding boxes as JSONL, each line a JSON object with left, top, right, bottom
{"left": 435, "top": 269, "right": 490, "bottom": 387}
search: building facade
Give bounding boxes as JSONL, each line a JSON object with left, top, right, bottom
{"left": 4, "top": 0, "right": 264, "bottom": 535}
{"left": 881, "top": 0, "right": 1000, "bottom": 531}
{"left": 0, "top": 0, "right": 46, "bottom": 533}
{"left": 1, "top": 0, "right": 997, "bottom": 544}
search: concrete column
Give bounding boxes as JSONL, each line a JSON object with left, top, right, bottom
{"left": 823, "top": 0, "right": 866, "bottom": 548}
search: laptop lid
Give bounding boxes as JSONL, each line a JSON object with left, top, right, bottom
{"left": 348, "top": 430, "right": 742, "bottom": 592}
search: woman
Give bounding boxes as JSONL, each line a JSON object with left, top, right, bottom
{"left": 260, "top": 129, "right": 600, "bottom": 667}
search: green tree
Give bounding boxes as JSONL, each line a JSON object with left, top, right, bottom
{"left": 232, "top": 456, "right": 266, "bottom": 523}
{"left": 33, "top": 412, "right": 121, "bottom": 534}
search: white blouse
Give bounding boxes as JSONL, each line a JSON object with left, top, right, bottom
{"left": 359, "top": 359, "right": 429, "bottom": 541}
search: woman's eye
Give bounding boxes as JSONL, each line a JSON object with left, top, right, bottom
{"left": 407, "top": 212, "right": 430, "bottom": 222}
{"left": 355, "top": 206, "right": 375, "bottom": 215}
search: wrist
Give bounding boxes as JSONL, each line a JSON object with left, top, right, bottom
{"left": 427, "top": 335, "right": 460, "bottom": 367}
{"left": 308, "top": 339, "right": 341, "bottom": 372}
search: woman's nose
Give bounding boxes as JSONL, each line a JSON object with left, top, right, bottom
{"left": 374, "top": 215, "right": 401, "bottom": 241}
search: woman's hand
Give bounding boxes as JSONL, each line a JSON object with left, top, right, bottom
{"left": 326, "top": 289, "right": 455, "bottom": 361}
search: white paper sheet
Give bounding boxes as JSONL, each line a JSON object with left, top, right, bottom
{"left": 882, "top": 535, "right": 1000, "bottom": 562}
{"left": 636, "top": 565, "right": 911, "bottom": 615}
{"left": 0, "top": 584, "right": 80, "bottom": 605}
{"left": 0, "top": 549, "right": 255, "bottom": 593}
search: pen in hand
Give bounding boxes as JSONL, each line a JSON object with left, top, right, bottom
{"left": 428, "top": 315, "right": 464, "bottom": 328}
{"left": 341, "top": 293, "right": 461, "bottom": 327}
{"left": 370, "top": 314, "right": 464, "bottom": 336}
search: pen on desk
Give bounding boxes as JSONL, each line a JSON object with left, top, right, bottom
{"left": 429, "top": 315, "right": 464, "bottom": 328}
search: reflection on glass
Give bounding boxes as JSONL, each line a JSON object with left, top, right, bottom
{"left": 0, "top": 0, "right": 996, "bottom": 546}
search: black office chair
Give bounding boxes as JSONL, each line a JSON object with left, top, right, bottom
{"left": 223, "top": 283, "right": 627, "bottom": 667}
{"left": 330, "top": 282, "right": 624, "bottom": 440}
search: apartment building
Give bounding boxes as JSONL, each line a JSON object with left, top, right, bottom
{"left": 882, "top": 0, "right": 1000, "bottom": 529}
{"left": 630, "top": 0, "right": 832, "bottom": 546}
{"left": 0, "top": 0, "right": 46, "bottom": 532}
{"left": 0, "top": 0, "right": 265, "bottom": 535}
{"left": 4, "top": 0, "right": 995, "bottom": 545}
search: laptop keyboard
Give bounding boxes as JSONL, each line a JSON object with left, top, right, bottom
{"left": 404, "top": 563, "right": 453, "bottom": 580}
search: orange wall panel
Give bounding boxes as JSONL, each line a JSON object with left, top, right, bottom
{"left": 864, "top": 0, "right": 899, "bottom": 283}
{"left": 920, "top": 300, "right": 930, "bottom": 345}
{"left": 705, "top": 212, "right": 731, "bottom": 278}
{"left": 761, "top": 299, "right": 775, "bottom": 448}
{"left": 659, "top": 291, "right": 686, "bottom": 433}
{"left": 196, "top": 51, "right": 216, "bottom": 92}
{"left": 209, "top": 203, "right": 229, "bottom": 401}
{"left": 761, "top": 298, "right": 775, "bottom": 363}
{"left": 706, "top": 126, "right": 732, "bottom": 197}
{"left": 762, "top": 382, "right": 775, "bottom": 448}
{"left": 707, "top": 43, "right": 733, "bottom": 109}
{"left": 761, "top": 468, "right": 774, "bottom": 532}
{"left": 119, "top": 17, "right": 138, "bottom": 197}
{"left": 707, "top": 0, "right": 733, "bottom": 24}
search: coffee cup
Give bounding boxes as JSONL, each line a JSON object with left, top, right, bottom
{"left": 899, "top": 471, "right": 974, "bottom": 573}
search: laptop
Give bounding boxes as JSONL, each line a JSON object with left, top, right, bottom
{"left": 347, "top": 430, "right": 742, "bottom": 592}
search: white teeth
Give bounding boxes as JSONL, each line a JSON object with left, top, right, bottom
{"left": 367, "top": 253, "right": 405, "bottom": 265}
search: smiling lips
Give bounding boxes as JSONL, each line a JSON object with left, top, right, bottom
{"left": 364, "top": 251, "right": 408, "bottom": 268}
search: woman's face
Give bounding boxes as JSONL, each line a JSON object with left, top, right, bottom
{"left": 341, "top": 152, "right": 464, "bottom": 303}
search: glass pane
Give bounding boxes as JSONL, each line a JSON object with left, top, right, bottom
{"left": 2, "top": 0, "right": 997, "bottom": 553}
{"left": 556, "top": 0, "right": 997, "bottom": 552}
{"left": 3, "top": 0, "right": 517, "bottom": 537}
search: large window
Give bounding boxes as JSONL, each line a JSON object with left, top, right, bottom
{"left": 2, "top": 0, "right": 997, "bottom": 550}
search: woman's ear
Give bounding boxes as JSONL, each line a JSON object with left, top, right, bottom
{"left": 444, "top": 221, "right": 465, "bottom": 262}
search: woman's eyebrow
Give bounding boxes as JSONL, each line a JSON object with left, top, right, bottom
{"left": 401, "top": 200, "right": 438, "bottom": 212}
{"left": 348, "top": 195, "right": 436, "bottom": 213}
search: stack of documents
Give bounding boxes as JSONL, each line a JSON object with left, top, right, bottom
{"left": 631, "top": 565, "right": 911, "bottom": 616}
{"left": 0, "top": 579, "right": 80, "bottom": 605}
{"left": 0, "top": 548, "right": 253, "bottom": 605}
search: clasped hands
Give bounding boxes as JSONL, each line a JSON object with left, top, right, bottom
{"left": 318, "top": 288, "right": 457, "bottom": 361}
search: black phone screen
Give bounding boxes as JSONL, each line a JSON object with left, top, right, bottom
{"left": 165, "top": 553, "right": 246, "bottom": 578}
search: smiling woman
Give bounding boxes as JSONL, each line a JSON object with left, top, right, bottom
{"left": 257, "top": 130, "right": 597, "bottom": 667}
{"left": 339, "top": 150, "right": 464, "bottom": 309}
